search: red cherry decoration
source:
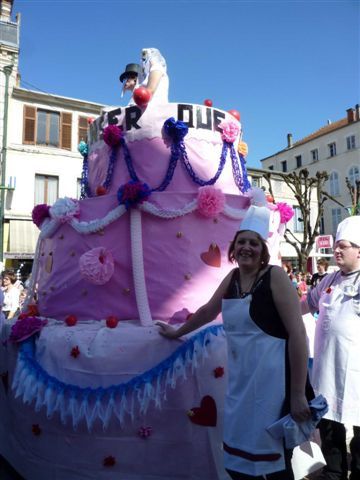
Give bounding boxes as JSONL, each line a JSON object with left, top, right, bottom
{"left": 228, "top": 109, "right": 241, "bottom": 121}
{"left": 133, "top": 87, "right": 152, "bottom": 107}
{"left": 266, "top": 194, "right": 274, "bottom": 203}
{"left": 106, "top": 316, "right": 119, "bottom": 329}
{"left": 70, "top": 346, "right": 80, "bottom": 358}
{"left": 213, "top": 366, "right": 225, "bottom": 378}
{"left": 65, "top": 315, "right": 77, "bottom": 327}
{"left": 96, "top": 186, "right": 107, "bottom": 196}
{"left": 27, "top": 304, "right": 39, "bottom": 316}
{"left": 204, "top": 99, "right": 213, "bottom": 107}
{"left": 87, "top": 117, "right": 94, "bottom": 124}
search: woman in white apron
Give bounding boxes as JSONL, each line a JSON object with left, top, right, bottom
{"left": 304, "top": 216, "right": 360, "bottom": 480}
{"left": 158, "top": 205, "right": 311, "bottom": 479}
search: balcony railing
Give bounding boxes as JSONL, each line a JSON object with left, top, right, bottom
{"left": 0, "top": 20, "right": 18, "bottom": 48}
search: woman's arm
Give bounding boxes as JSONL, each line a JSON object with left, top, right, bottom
{"left": 146, "top": 70, "right": 163, "bottom": 96}
{"left": 270, "top": 266, "right": 311, "bottom": 422}
{"left": 157, "top": 269, "right": 235, "bottom": 339}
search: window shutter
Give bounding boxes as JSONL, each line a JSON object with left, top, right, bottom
{"left": 61, "top": 112, "right": 72, "bottom": 150}
{"left": 78, "top": 116, "right": 88, "bottom": 144}
{"left": 23, "top": 105, "right": 36, "bottom": 144}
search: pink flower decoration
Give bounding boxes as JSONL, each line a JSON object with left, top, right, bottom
{"left": 32, "top": 204, "right": 50, "bottom": 228}
{"left": 219, "top": 120, "right": 240, "bottom": 143}
{"left": 197, "top": 186, "right": 225, "bottom": 218}
{"left": 138, "top": 426, "right": 152, "bottom": 438}
{"left": 9, "top": 317, "right": 48, "bottom": 343}
{"left": 103, "top": 125, "right": 123, "bottom": 146}
{"left": 276, "top": 202, "right": 294, "bottom": 224}
{"left": 79, "top": 247, "right": 115, "bottom": 285}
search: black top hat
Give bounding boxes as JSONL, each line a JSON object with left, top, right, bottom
{"left": 119, "top": 63, "right": 140, "bottom": 83}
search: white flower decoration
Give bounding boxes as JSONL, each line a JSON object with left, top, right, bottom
{"left": 49, "top": 197, "right": 80, "bottom": 223}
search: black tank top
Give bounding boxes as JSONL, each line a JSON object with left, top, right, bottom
{"left": 224, "top": 266, "right": 288, "bottom": 339}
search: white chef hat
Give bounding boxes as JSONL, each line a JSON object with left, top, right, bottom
{"left": 239, "top": 205, "right": 270, "bottom": 240}
{"left": 335, "top": 216, "right": 360, "bottom": 247}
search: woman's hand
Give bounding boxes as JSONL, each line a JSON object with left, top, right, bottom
{"left": 290, "top": 393, "right": 311, "bottom": 423}
{"left": 156, "top": 322, "right": 179, "bottom": 339}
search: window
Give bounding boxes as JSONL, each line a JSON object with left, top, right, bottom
{"left": 311, "top": 149, "right": 318, "bottom": 162}
{"left": 319, "top": 215, "right": 325, "bottom": 235}
{"left": 251, "top": 177, "right": 260, "bottom": 188}
{"left": 281, "top": 160, "right": 287, "bottom": 172}
{"left": 329, "top": 171, "right": 340, "bottom": 196}
{"left": 23, "top": 105, "right": 72, "bottom": 150}
{"left": 35, "top": 174, "right": 59, "bottom": 205}
{"left": 331, "top": 208, "right": 342, "bottom": 236}
{"left": 295, "top": 155, "right": 302, "bottom": 168}
{"left": 347, "top": 135, "right": 356, "bottom": 150}
{"left": 328, "top": 142, "right": 336, "bottom": 157}
{"left": 78, "top": 116, "right": 88, "bottom": 144}
{"left": 293, "top": 206, "right": 304, "bottom": 233}
{"left": 268, "top": 165, "right": 274, "bottom": 170}
{"left": 348, "top": 166, "right": 360, "bottom": 186}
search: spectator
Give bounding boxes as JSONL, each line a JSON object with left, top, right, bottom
{"left": 302, "top": 216, "right": 360, "bottom": 480}
{"left": 2, "top": 270, "right": 20, "bottom": 319}
{"left": 310, "top": 259, "right": 329, "bottom": 289}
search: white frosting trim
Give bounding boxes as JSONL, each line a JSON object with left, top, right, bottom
{"left": 130, "top": 209, "right": 153, "bottom": 327}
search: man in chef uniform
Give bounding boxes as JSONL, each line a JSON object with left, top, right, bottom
{"left": 303, "top": 215, "right": 360, "bottom": 480}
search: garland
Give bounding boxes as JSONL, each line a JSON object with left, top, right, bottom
{"left": 12, "top": 324, "right": 224, "bottom": 430}
{"left": 38, "top": 197, "right": 247, "bottom": 240}
{"left": 79, "top": 118, "right": 251, "bottom": 196}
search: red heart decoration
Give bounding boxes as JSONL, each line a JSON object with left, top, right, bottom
{"left": 188, "top": 395, "right": 217, "bottom": 427}
{"left": 200, "top": 244, "right": 221, "bottom": 268}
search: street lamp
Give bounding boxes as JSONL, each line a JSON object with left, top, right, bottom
{"left": 0, "top": 64, "right": 14, "bottom": 264}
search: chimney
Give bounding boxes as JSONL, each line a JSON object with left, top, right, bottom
{"left": 355, "top": 104, "right": 360, "bottom": 121}
{"left": 287, "top": 133, "right": 293, "bottom": 148}
{"left": 347, "top": 108, "right": 356, "bottom": 123}
{"left": 0, "top": 0, "right": 13, "bottom": 21}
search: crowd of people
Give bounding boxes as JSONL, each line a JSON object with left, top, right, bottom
{"left": 282, "top": 258, "right": 330, "bottom": 301}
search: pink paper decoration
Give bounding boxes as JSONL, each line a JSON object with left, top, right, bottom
{"left": 197, "top": 186, "right": 225, "bottom": 218}
{"left": 218, "top": 119, "right": 240, "bottom": 143}
{"left": 79, "top": 247, "right": 115, "bottom": 285}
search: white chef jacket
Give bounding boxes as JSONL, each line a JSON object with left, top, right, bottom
{"left": 307, "top": 270, "right": 360, "bottom": 426}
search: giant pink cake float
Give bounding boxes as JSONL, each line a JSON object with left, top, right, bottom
{"left": 0, "top": 101, "right": 289, "bottom": 479}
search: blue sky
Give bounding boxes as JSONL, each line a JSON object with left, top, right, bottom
{"left": 14, "top": 0, "right": 359, "bottom": 167}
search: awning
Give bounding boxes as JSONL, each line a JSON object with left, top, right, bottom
{"left": 4, "top": 220, "right": 39, "bottom": 259}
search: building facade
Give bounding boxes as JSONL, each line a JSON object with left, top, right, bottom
{"left": 0, "top": 1, "right": 103, "bottom": 275}
{"left": 248, "top": 167, "right": 319, "bottom": 271}
{"left": 260, "top": 107, "right": 360, "bottom": 239}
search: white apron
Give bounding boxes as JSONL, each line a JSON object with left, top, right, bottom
{"left": 222, "top": 296, "right": 288, "bottom": 476}
{"left": 311, "top": 271, "right": 360, "bottom": 426}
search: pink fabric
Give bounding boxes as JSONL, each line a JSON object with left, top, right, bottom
{"left": 36, "top": 193, "right": 250, "bottom": 322}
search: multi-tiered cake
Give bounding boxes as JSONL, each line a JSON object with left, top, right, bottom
{"left": 0, "top": 100, "right": 285, "bottom": 479}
